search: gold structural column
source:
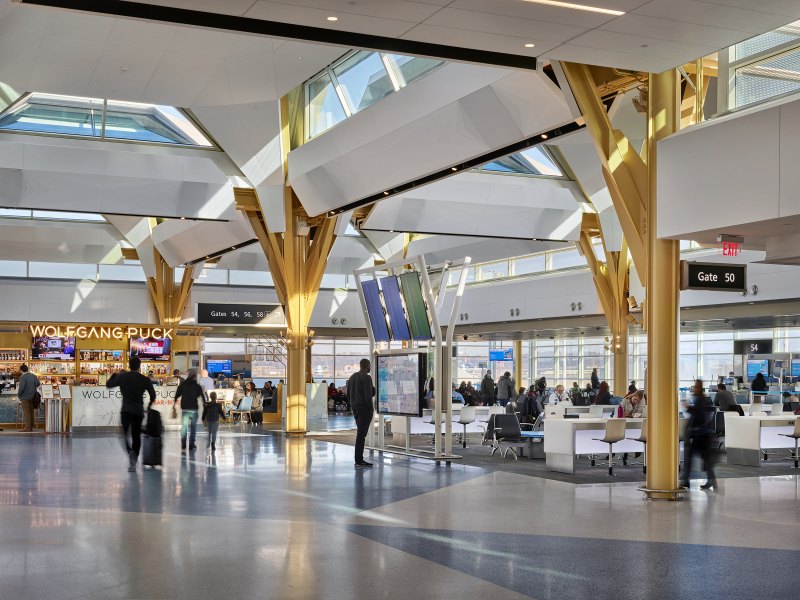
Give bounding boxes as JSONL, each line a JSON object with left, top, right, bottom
{"left": 645, "top": 69, "right": 681, "bottom": 500}
{"left": 514, "top": 339, "right": 523, "bottom": 390}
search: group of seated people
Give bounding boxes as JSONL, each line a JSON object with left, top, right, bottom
{"left": 714, "top": 381, "right": 800, "bottom": 414}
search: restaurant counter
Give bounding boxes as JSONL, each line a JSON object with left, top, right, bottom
{"left": 72, "top": 385, "right": 180, "bottom": 431}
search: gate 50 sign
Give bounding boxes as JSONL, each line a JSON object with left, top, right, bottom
{"left": 680, "top": 261, "right": 746, "bottom": 292}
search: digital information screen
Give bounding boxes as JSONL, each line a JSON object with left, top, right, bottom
{"left": 130, "top": 337, "right": 172, "bottom": 362}
{"left": 399, "top": 272, "right": 433, "bottom": 340}
{"left": 376, "top": 353, "right": 426, "bottom": 417}
{"left": 380, "top": 275, "right": 411, "bottom": 341}
{"left": 197, "top": 303, "right": 286, "bottom": 326}
{"left": 207, "top": 359, "right": 232, "bottom": 375}
{"left": 489, "top": 348, "right": 513, "bottom": 361}
{"left": 362, "top": 279, "right": 390, "bottom": 342}
{"left": 746, "top": 359, "right": 769, "bottom": 381}
{"left": 32, "top": 336, "right": 76, "bottom": 360}
{"left": 791, "top": 360, "right": 800, "bottom": 378}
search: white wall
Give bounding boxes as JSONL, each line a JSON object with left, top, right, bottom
{"left": 0, "top": 279, "right": 153, "bottom": 323}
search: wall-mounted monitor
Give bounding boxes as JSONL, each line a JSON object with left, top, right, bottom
{"left": 791, "top": 360, "right": 800, "bottom": 378}
{"left": 746, "top": 359, "right": 769, "bottom": 381}
{"left": 399, "top": 272, "right": 432, "bottom": 340}
{"left": 130, "top": 337, "right": 172, "bottom": 362}
{"left": 376, "top": 352, "right": 426, "bottom": 417}
{"left": 32, "top": 336, "right": 76, "bottom": 361}
{"left": 380, "top": 275, "right": 411, "bottom": 341}
{"left": 362, "top": 279, "right": 390, "bottom": 343}
{"left": 489, "top": 348, "right": 513, "bottom": 361}
{"left": 207, "top": 359, "right": 232, "bottom": 375}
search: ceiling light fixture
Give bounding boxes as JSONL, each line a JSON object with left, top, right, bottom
{"left": 524, "top": 43, "right": 535, "bottom": 48}
{"left": 521, "top": 0, "right": 624, "bottom": 16}
{"left": 541, "top": 133, "right": 548, "bottom": 139}
{"left": 451, "top": 166, "right": 458, "bottom": 171}
{"left": 327, "top": 16, "right": 338, "bottom": 21}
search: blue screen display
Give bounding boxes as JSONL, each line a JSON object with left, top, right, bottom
{"left": 362, "top": 279, "right": 391, "bottom": 342}
{"left": 489, "top": 348, "right": 513, "bottom": 361}
{"left": 208, "top": 359, "right": 232, "bottom": 374}
{"left": 746, "top": 360, "right": 769, "bottom": 380}
{"left": 380, "top": 275, "right": 411, "bottom": 341}
{"left": 792, "top": 361, "right": 800, "bottom": 378}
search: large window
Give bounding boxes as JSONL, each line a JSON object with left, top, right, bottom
{"left": 0, "top": 93, "right": 214, "bottom": 147}
{"left": 305, "top": 51, "right": 443, "bottom": 139}
{"left": 478, "top": 146, "right": 564, "bottom": 178}
{"left": 724, "top": 19, "right": 800, "bottom": 110}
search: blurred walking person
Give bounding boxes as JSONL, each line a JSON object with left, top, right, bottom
{"left": 107, "top": 357, "right": 156, "bottom": 471}
{"left": 681, "top": 379, "right": 718, "bottom": 490}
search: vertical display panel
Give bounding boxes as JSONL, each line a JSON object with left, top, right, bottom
{"left": 362, "top": 279, "right": 391, "bottom": 342}
{"left": 746, "top": 359, "right": 769, "bottom": 381}
{"left": 399, "top": 272, "right": 432, "bottom": 340}
{"left": 376, "top": 352, "right": 426, "bottom": 417}
{"left": 379, "top": 275, "right": 411, "bottom": 341}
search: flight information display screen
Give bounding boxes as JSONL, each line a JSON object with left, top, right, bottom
{"left": 380, "top": 275, "right": 411, "bottom": 341}
{"left": 376, "top": 352, "right": 426, "bottom": 417}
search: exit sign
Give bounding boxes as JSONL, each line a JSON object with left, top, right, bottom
{"left": 721, "top": 241, "right": 741, "bottom": 256}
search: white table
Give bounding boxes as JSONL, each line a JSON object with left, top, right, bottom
{"left": 544, "top": 418, "right": 647, "bottom": 474}
{"left": 724, "top": 413, "right": 799, "bottom": 466}
{"left": 391, "top": 406, "right": 496, "bottom": 445}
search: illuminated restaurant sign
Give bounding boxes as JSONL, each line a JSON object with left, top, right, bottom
{"left": 29, "top": 325, "right": 173, "bottom": 340}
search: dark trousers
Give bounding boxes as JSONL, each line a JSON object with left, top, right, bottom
{"left": 353, "top": 410, "right": 373, "bottom": 463}
{"left": 121, "top": 412, "right": 143, "bottom": 457}
{"left": 682, "top": 435, "right": 716, "bottom": 483}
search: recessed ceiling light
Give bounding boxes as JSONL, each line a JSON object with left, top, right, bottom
{"left": 180, "top": 216, "right": 186, "bottom": 220}
{"left": 327, "top": 16, "right": 338, "bottom": 21}
{"left": 521, "top": 0, "right": 624, "bottom": 16}
{"left": 541, "top": 133, "right": 548, "bottom": 139}
{"left": 383, "top": 191, "right": 389, "bottom": 196}
{"left": 524, "top": 43, "right": 535, "bottom": 48}
{"left": 451, "top": 166, "right": 458, "bottom": 171}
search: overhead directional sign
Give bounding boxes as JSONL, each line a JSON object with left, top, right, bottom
{"left": 734, "top": 340, "right": 773, "bottom": 355}
{"left": 197, "top": 303, "right": 286, "bottom": 326}
{"left": 680, "top": 261, "right": 746, "bottom": 292}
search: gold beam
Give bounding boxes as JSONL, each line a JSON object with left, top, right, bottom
{"left": 561, "top": 62, "right": 648, "bottom": 286}
{"left": 645, "top": 69, "right": 681, "bottom": 500}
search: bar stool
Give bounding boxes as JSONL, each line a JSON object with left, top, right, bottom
{"left": 626, "top": 418, "right": 647, "bottom": 474}
{"left": 455, "top": 406, "right": 476, "bottom": 449}
{"left": 779, "top": 418, "right": 800, "bottom": 469}
{"left": 592, "top": 418, "right": 627, "bottom": 476}
{"left": 678, "top": 417, "right": 689, "bottom": 469}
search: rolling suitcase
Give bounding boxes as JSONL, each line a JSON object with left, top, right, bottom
{"left": 141, "top": 434, "right": 163, "bottom": 468}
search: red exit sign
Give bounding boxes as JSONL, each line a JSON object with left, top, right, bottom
{"left": 721, "top": 241, "right": 741, "bottom": 257}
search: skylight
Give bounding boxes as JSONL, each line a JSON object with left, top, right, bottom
{"left": 0, "top": 93, "right": 214, "bottom": 147}
{"left": 478, "top": 146, "right": 564, "bottom": 178}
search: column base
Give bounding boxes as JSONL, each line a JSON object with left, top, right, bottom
{"left": 638, "top": 486, "right": 688, "bottom": 501}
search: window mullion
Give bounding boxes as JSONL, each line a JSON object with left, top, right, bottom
{"left": 380, "top": 53, "right": 405, "bottom": 90}
{"left": 328, "top": 67, "right": 353, "bottom": 118}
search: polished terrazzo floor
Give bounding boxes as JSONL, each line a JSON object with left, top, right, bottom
{"left": 1, "top": 427, "right": 799, "bottom": 600}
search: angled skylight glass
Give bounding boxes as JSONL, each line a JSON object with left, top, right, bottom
{"left": 0, "top": 93, "right": 214, "bottom": 147}
{"left": 479, "top": 146, "right": 564, "bottom": 178}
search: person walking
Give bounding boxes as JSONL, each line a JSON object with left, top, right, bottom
{"left": 590, "top": 368, "right": 600, "bottom": 390}
{"left": 107, "top": 357, "right": 156, "bottom": 472}
{"left": 681, "top": 379, "right": 718, "bottom": 490}
{"left": 175, "top": 368, "right": 205, "bottom": 452}
{"left": 347, "top": 359, "right": 375, "bottom": 468}
{"left": 199, "top": 369, "right": 215, "bottom": 396}
{"left": 202, "top": 391, "right": 225, "bottom": 451}
{"left": 496, "top": 371, "right": 515, "bottom": 407}
{"left": 480, "top": 371, "right": 495, "bottom": 406}
{"left": 17, "top": 364, "right": 40, "bottom": 432}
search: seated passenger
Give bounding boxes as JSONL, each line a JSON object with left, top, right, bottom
{"left": 593, "top": 381, "right": 611, "bottom": 405}
{"left": 751, "top": 372, "right": 768, "bottom": 392}
{"left": 451, "top": 384, "right": 464, "bottom": 404}
{"left": 781, "top": 391, "right": 800, "bottom": 413}
{"left": 621, "top": 390, "right": 647, "bottom": 418}
{"left": 714, "top": 383, "right": 737, "bottom": 411}
{"left": 628, "top": 380, "right": 637, "bottom": 394}
{"left": 548, "top": 384, "right": 571, "bottom": 406}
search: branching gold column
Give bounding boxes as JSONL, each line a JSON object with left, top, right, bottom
{"left": 645, "top": 70, "right": 681, "bottom": 499}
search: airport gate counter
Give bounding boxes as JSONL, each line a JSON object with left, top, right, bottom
{"left": 724, "top": 413, "right": 800, "bottom": 466}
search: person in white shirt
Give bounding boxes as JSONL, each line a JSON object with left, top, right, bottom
{"left": 199, "top": 369, "right": 215, "bottom": 397}
{"left": 548, "top": 384, "right": 572, "bottom": 406}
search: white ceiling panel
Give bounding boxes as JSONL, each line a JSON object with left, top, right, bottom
{"left": 135, "top": 0, "right": 260, "bottom": 15}
{"left": 447, "top": 0, "right": 620, "bottom": 28}
{"left": 422, "top": 7, "right": 587, "bottom": 43}
{"left": 599, "top": 13, "right": 751, "bottom": 48}
{"left": 401, "top": 24, "right": 561, "bottom": 56}
{"left": 632, "top": 1, "right": 796, "bottom": 35}
{"left": 86, "top": 45, "right": 164, "bottom": 101}
{"left": 257, "top": 0, "right": 446, "bottom": 22}
{"left": 565, "top": 28, "right": 718, "bottom": 64}
{"left": 245, "top": 1, "right": 417, "bottom": 37}
{"left": 141, "top": 51, "right": 221, "bottom": 107}
{"left": 106, "top": 18, "right": 177, "bottom": 51}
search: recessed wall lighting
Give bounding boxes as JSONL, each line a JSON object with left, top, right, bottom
{"left": 524, "top": 43, "right": 535, "bottom": 48}
{"left": 327, "top": 16, "right": 338, "bottom": 21}
{"left": 521, "top": 0, "right": 625, "bottom": 16}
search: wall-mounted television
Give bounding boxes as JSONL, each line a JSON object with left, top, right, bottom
{"left": 32, "top": 336, "right": 76, "bottom": 361}
{"left": 746, "top": 359, "right": 769, "bottom": 381}
{"left": 129, "top": 337, "right": 171, "bottom": 362}
{"left": 376, "top": 352, "right": 426, "bottom": 417}
{"left": 207, "top": 359, "right": 232, "bottom": 375}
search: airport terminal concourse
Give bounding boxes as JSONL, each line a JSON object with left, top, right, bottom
{"left": 1, "top": 1, "right": 800, "bottom": 599}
